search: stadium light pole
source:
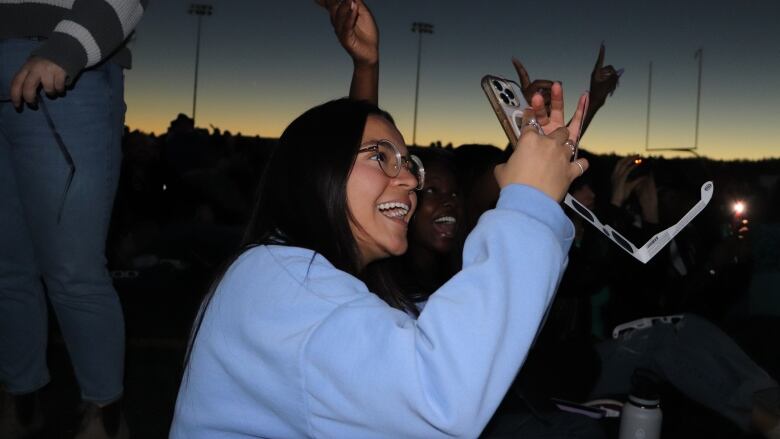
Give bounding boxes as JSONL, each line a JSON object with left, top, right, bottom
{"left": 411, "top": 22, "right": 433, "bottom": 146}
{"left": 188, "top": 3, "right": 213, "bottom": 125}
{"left": 693, "top": 48, "right": 703, "bottom": 150}
{"left": 645, "top": 61, "right": 652, "bottom": 151}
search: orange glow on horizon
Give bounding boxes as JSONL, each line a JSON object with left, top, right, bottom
{"left": 123, "top": 93, "right": 780, "bottom": 161}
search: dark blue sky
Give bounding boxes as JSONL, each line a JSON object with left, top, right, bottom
{"left": 125, "top": 0, "right": 780, "bottom": 159}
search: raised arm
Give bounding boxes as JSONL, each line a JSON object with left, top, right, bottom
{"left": 319, "top": 0, "right": 379, "bottom": 104}
{"left": 512, "top": 43, "right": 621, "bottom": 138}
{"left": 582, "top": 43, "right": 622, "bottom": 133}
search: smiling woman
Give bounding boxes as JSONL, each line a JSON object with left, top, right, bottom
{"left": 410, "top": 147, "right": 462, "bottom": 255}
{"left": 395, "top": 146, "right": 465, "bottom": 303}
{"left": 170, "top": 92, "right": 587, "bottom": 437}
{"left": 348, "top": 116, "right": 421, "bottom": 266}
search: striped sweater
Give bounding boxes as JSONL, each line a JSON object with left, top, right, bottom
{"left": 0, "top": 0, "right": 148, "bottom": 82}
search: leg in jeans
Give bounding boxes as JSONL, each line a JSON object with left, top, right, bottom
{"left": 0, "top": 39, "right": 50, "bottom": 397}
{"left": 591, "top": 313, "right": 777, "bottom": 431}
{"left": 0, "top": 106, "right": 50, "bottom": 396}
{"left": 0, "top": 38, "right": 126, "bottom": 405}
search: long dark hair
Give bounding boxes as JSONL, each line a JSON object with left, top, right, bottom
{"left": 245, "top": 98, "right": 373, "bottom": 271}
{"left": 184, "top": 99, "right": 417, "bottom": 368}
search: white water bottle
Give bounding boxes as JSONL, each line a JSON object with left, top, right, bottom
{"left": 619, "top": 369, "right": 663, "bottom": 439}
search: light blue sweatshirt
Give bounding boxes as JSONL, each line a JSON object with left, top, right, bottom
{"left": 170, "top": 184, "right": 574, "bottom": 438}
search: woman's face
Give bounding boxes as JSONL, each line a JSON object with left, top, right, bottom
{"left": 347, "top": 115, "right": 418, "bottom": 267}
{"left": 411, "top": 161, "right": 462, "bottom": 254}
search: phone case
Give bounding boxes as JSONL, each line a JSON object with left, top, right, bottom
{"left": 481, "top": 75, "right": 528, "bottom": 146}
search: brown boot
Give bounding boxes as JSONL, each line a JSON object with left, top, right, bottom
{"left": 74, "top": 400, "right": 129, "bottom": 439}
{"left": 0, "top": 388, "right": 44, "bottom": 439}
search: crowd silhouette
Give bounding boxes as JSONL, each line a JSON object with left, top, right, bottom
{"left": 103, "top": 117, "right": 780, "bottom": 437}
{"left": 99, "top": 110, "right": 780, "bottom": 437}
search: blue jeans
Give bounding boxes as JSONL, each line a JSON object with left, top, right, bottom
{"left": 591, "top": 313, "right": 777, "bottom": 431}
{"left": 0, "top": 39, "right": 125, "bottom": 404}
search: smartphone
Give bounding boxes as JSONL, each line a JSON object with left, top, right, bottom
{"left": 481, "top": 75, "right": 529, "bottom": 146}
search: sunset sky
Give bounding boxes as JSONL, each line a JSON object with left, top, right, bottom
{"left": 124, "top": 0, "right": 780, "bottom": 160}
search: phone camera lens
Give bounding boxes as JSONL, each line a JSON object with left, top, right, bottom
{"left": 492, "top": 80, "right": 503, "bottom": 91}
{"left": 500, "top": 93, "right": 509, "bottom": 104}
{"left": 505, "top": 89, "right": 515, "bottom": 100}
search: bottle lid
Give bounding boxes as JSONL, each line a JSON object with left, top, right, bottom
{"left": 629, "top": 368, "right": 661, "bottom": 403}
{"left": 628, "top": 394, "right": 660, "bottom": 407}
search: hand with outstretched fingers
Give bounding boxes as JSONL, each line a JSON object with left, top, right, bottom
{"left": 529, "top": 82, "right": 589, "bottom": 142}
{"left": 589, "top": 43, "right": 622, "bottom": 106}
{"left": 581, "top": 43, "right": 622, "bottom": 133}
{"left": 318, "top": 0, "right": 378, "bottom": 67}
{"left": 496, "top": 90, "right": 590, "bottom": 202}
{"left": 512, "top": 57, "right": 554, "bottom": 112}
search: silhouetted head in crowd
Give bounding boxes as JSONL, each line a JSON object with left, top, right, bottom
{"left": 769, "top": 178, "right": 780, "bottom": 222}
{"left": 453, "top": 144, "right": 508, "bottom": 235}
{"left": 654, "top": 169, "right": 698, "bottom": 227}
{"left": 167, "top": 113, "right": 195, "bottom": 137}
{"left": 567, "top": 149, "right": 598, "bottom": 212}
{"left": 570, "top": 177, "right": 596, "bottom": 211}
{"left": 122, "top": 130, "right": 160, "bottom": 164}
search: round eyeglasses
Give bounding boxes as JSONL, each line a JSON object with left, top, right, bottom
{"left": 358, "top": 139, "right": 425, "bottom": 191}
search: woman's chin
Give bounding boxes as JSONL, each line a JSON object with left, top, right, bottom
{"left": 381, "top": 237, "right": 408, "bottom": 257}
{"left": 391, "top": 241, "right": 409, "bottom": 256}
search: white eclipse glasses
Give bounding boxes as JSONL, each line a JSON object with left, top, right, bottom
{"left": 563, "top": 181, "right": 714, "bottom": 263}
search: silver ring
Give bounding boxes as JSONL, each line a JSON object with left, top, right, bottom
{"left": 564, "top": 139, "right": 577, "bottom": 156}
{"left": 522, "top": 118, "right": 543, "bottom": 134}
{"left": 575, "top": 160, "right": 585, "bottom": 176}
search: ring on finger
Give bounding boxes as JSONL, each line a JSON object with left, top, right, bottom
{"left": 522, "top": 118, "right": 543, "bottom": 134}
{"left": 563, "top": 139, "right": 577, "bottom": 157}
{"left": 575, "top": 160, "right": 585, "bottom": 176}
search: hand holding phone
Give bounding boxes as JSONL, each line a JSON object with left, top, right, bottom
{"left": 482, "top": 76, "right": 589, "bottom": 162}
{"left": 492, "top": 107, "right": 591, "bottom": 202}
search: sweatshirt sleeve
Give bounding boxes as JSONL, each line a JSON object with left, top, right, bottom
{"left": 31, "top": 0, "right": 148, "bottom": 82}
{"left": 303, "top": 184, "right": 574, "bottom": 438}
